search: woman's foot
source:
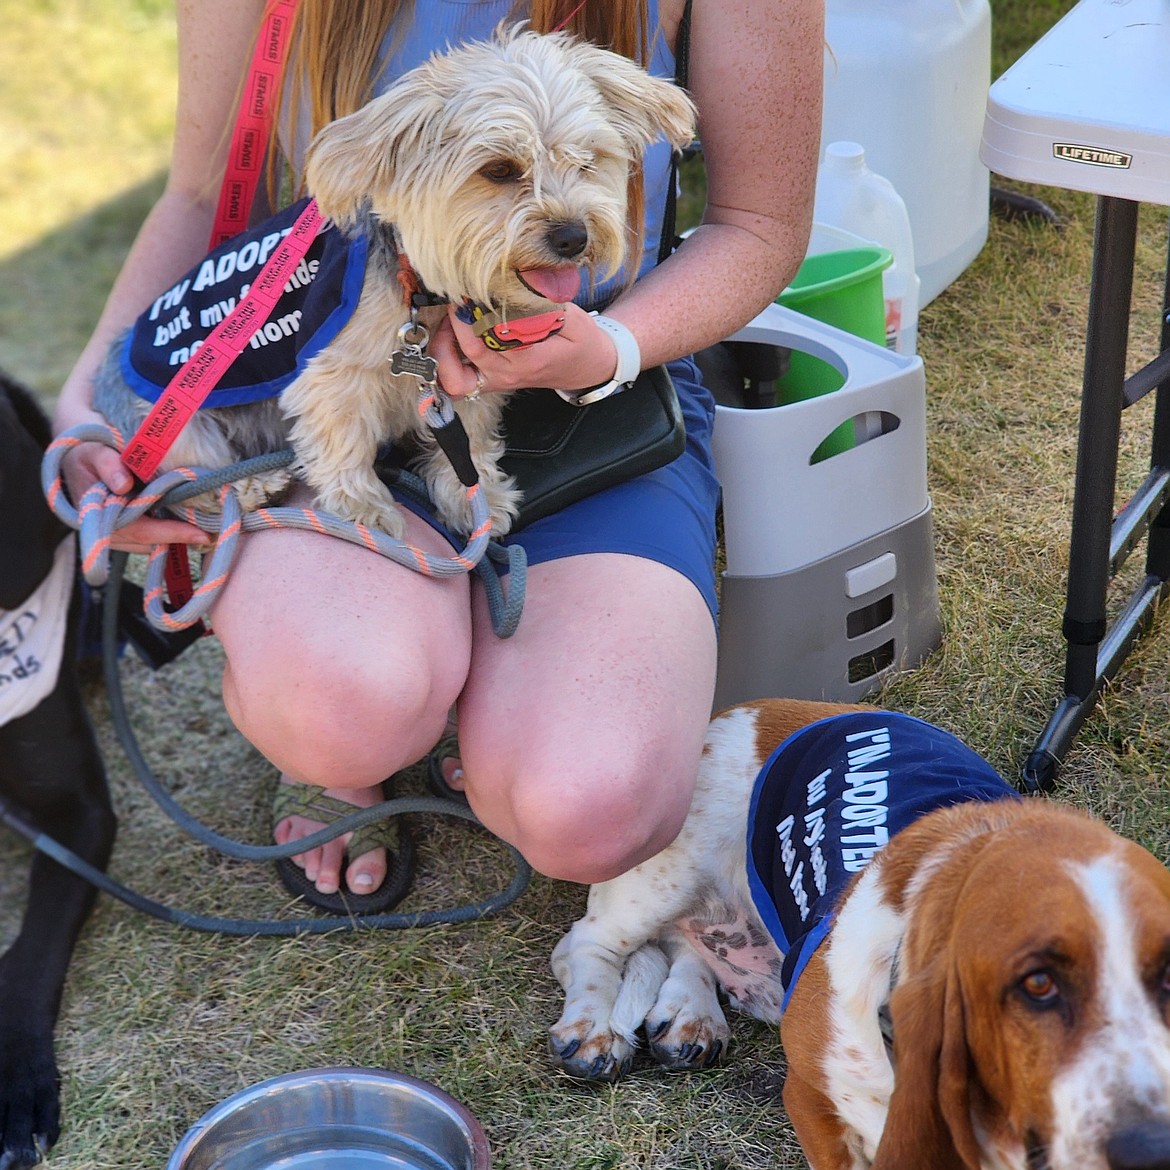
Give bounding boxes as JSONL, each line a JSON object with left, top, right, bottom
{"left": 438, "top": 756, "right": 466, "bottom": 793}
{"left": 273, "top": 775, "right": 388, "bottom": 896}
{"left": 425, "top": 732, "right": 467, "bottom": 803}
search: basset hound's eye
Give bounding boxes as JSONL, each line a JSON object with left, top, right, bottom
{"left": 1019, "top": 969, "right": 1061, "bottom": 1006}
{"left": 1158, "top": 961, "right": 1170, "bottom": 1000}
{"left": 481, "top": 158, "right": 522, "bottom": 183}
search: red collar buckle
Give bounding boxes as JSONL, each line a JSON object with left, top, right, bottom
{"left": 468, "top": 304, "right": 567, "bottom": 351}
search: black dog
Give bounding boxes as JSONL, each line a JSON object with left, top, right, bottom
{"left": 0, "top": 371, "right": 115, "bottom": 1168}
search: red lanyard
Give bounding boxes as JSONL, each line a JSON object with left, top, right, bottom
{"left": 121, "top": 0, "right": 308, "bottom": 618}
{"left": 552, "top": 1, "right": 588, "bottom": 31}
{"left": 121, "top": 0, "right": 313, "bottom": 481}
{"left": 209, "top": 0, "right": 299, "bottom": 248}
{"left": 119, "top": 200, "right": 323, "bottom": 481}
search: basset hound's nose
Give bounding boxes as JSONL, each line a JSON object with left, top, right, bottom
{"left": 1106, "top": 1120, "right": 1170, "bottom": 1170}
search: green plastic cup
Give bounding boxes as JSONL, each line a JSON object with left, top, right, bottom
{"left": 776, "top": 245, "right": 892, "bottom": 457}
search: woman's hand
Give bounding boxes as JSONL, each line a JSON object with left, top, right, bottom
{"left": 431, "top": 302, "right": 621, "bottom": 399}
{"left": 54, "top": 403, "right": 212, "bottom": 554}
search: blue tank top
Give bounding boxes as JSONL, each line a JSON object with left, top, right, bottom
{"left": 371, "top": 2, "right": 676, "bottom": 302}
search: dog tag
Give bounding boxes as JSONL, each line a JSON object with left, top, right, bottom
{"left": 389, "top": 346, "right": 438, "bottom": 383}
{"left": 389, "top": 319, "right": 438, "bottom": 384}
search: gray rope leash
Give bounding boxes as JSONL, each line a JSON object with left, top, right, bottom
{"left": 43, "top": 413, "right": 527, "bottom": 638}
{"left": 28, "top": 341, "right": 533, "bottom": 930}
{"left": 0, "top": 547, "right": 533, "bottom": 936}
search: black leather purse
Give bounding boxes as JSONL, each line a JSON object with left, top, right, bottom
{"left": 501, "top": 1, "right": 693, "bottom": 531}
{"left": 501, "top": 364, "right": 685, "bottom": 526}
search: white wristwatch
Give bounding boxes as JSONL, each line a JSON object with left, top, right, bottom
{"left": 555, "top": 313, "right": 642, "bottom": 406}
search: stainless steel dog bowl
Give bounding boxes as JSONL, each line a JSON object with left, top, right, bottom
{"left": 166, "top": 1068, "right": 491, "bottom": 1170}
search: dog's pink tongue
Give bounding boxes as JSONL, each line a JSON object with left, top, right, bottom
{"left": 520, "top": 265, "right": 580, "bottom": 304}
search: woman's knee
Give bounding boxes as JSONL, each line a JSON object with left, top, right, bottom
{"left": 486, "top": 749, "right": 696, "bottom": 884}
{"left": 222, "top": 650, "right": 461, "bottom": 786}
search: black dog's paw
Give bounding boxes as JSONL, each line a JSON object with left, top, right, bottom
{"left": 0, "top": 1015, "right": 62, "bottom": 1169}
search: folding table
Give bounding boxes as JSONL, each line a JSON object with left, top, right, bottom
{"left": 980, "top": 0, "right": 1170, "bottom": 791}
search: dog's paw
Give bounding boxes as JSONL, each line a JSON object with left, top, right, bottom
{"left": 316, "top": 484, "right": 407, "bottom": 539}
{"left": 549, "top": 940, "right": 670, "bottom": 1083}
{"left": 231, "top": 468, "right": 294, "bottom": 513}
{"left": 548, "top": 1020, "right": 638, "bottom": 1083}
{"left": 645, "top": 1011, "right": 729, "bottom": 1073}
{"left": 641, "top": 943, "right": 731, "bottom": 1072}
{"left": 644, "top": 982, "right": 730, "bottom": 1073}
{"left": 0, "top": 1019, "right": 61, "bottom": 1169}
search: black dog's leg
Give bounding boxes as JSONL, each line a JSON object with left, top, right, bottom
{"left": 0, "top": 623, "right": 115, "bottom": 1168}
{"left": 0, "top": 370, "right": 118, "bottom": 1167}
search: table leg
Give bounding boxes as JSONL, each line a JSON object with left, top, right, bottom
{"left": 1147, "top": 217, "right": 1170, "bottom": 582}
{"left": 1023, "top": 196, "right": 1137, "bottom": 791}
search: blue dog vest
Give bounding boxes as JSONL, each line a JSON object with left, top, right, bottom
{"left": 745, "top": 712, "right": 1019, "bottom": 1011}
{"left": 121, "top": 198, "right": 368, "bottom": 408}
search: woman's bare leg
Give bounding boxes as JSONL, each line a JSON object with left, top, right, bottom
{"left": 454, "top": 553, "right": 717, "bottom": 884}
{"left": 211, "top": 504, "right": 472, "bottom": 895}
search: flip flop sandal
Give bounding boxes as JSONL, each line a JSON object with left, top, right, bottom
{"left": 272, "top": 773, "right": 416, "bottom": 915}
{"left": 425, "top": 732, "right": 469, "bottom": 806}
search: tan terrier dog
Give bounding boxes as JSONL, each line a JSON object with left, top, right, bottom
{"left": 94, "top": 26, "right": 696, "bottom": 537}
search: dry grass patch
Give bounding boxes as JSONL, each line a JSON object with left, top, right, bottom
{"left": 8, "top": 0, "right": 1170, "bottom": 1167}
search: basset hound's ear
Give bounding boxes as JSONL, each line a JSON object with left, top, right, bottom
{"left": 870, "top": 957, "right": 983, "bottom": 1170}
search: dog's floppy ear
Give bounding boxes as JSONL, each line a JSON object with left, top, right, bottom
{"left": 305, "top": 84, "right": 444, "bottom": 230}
{"left": 569, "top": 40, "right": 697, "bottom": 154}
{"left": 870, "top": 957, "right": 982, "bottom": 1170}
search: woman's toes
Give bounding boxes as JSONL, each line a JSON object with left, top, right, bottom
{"left": 441, "top": 755, "right": 466, "bottom": 792}
{"left": 309, "top": 836, "right": 350, "bottom": 894}
{"left": 346, "top": 849, "right": 387, "bottom": 895}
{"left": 273, "top": 780, "right": 389, "bottom": 897}
{"left": 274, "top": 814, "right": 314, "bottom": 872}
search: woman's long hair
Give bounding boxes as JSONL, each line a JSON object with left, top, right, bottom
{"left": 266, "top": 0, "right": 653, "bottom": 246}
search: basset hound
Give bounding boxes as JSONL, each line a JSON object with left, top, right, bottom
{"left": 549, "top": 698, "right": 1170, "bottom": 1170}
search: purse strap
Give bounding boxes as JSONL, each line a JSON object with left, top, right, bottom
{"left": 656, "top": 0, "right": 694, "bottom": 265}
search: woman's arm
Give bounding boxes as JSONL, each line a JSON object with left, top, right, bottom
{"left": 53, "top": 0, "right": 267, "bottom": 545}
{"left": 617, "top": 0, "right": 824, "bottom": 360}
{"left": 435, "top": 0, "right": 823, "bottom": 397}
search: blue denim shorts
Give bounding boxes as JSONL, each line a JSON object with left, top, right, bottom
{"left": 400, "top": 355, "right": 720, "bottom": 621}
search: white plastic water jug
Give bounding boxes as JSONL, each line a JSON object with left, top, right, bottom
{"left": 821, "top": 0, "right": 991, "bottom": 306}
{"left": 813, "top": 143, "right": 920, "bottom": 356}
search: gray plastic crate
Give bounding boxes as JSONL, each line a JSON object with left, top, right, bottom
{"left": 711, "top": 304, "right": 941, "bottom": 706}
{"left": 714, "top": 505, "right": 941, "bottom": 707}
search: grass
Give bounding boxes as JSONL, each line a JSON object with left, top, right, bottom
{"left": 0, "top": 0, "right": 175, "bottom": 393}
{"left": 6, "top": 0, "right": 1170, "bottom": 1167}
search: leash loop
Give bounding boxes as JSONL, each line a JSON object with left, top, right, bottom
{"left": 42, "top": 410, "right": 525, "bottom": 637}
{"left": 141, "top": 485, "right": 243, "bottom": 630}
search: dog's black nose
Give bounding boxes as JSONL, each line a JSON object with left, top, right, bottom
{"left": 1107, "top": 1120, "right": 1170, "bottom": 1170}
{"left": 546, "top": 221, "right": 588, "bottom": 259}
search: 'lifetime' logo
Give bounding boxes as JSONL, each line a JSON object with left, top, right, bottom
{"left": 1053, "top": 142, "right": 1132, "bottom": 169}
